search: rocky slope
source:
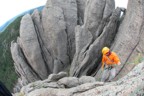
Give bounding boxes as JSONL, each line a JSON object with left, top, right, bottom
{"left": 10, "top": 0, "right": 144, "bottom": 94}
{"left": 14, "top": 62, "right": 144, "bottom": 96}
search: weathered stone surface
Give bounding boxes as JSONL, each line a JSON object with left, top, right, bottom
{"left": 47, "top": 72, "right": 68, "bottom": 81}
{"left": 11, "top": 0, "right": 77, "bottom": 91}
{"left": 31, "top": 9, "right": 54, "bottom": 73}
{"left": 20, "top": 80, "right": 65, "bottom": 95}
{"left": 70, "top": 0, "right": 116, "bottom": 77}
{"left": 79, "top": 76, "right": 96, "bottom": 84}
{"left": 84, "top": 0, "right": 115, "bottom": 38}
{"left": 111, "top": 0, "right": 144, "bottom": 79}
{"left": 11, "top": 0, "right": 144, "bottom": 94}
{"left": 76, "top": 0, "right": 87, "bottom": 25}
{"left": 70, "top": 7, "right": 122, "bottom": 77}
{"left": 58, "top": 77, "right": 79, "bottom": 88}
{"left": 70, "top": 26, "right": 93, "bottom": 75}
{"left": 19, "top": 14, "right": 48, "bottom": 79}
{"left": 46, "top": 0, "right": 77, "bottom": 61}
{"left": 14, "top": 62, "right": 144, "bottom": 96}
{"left": 10, "top": 41, "right": 39, "bottom": 83}
{"left": 41, "top": 6, "right": 69, "bottom": 73}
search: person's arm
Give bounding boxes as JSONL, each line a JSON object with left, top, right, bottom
{"left": 117, "top": 62, "right": 121, "bottom": 65}
{"left": 113, "top": 52, "right": 121, "bottom": 65}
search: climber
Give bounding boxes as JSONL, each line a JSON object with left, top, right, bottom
{"left": 101, "top": 47, "right": 121, "bottom": 82}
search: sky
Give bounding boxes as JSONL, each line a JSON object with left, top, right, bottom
{"left": 0, "top": 0, "right": 128, "bottom": 27}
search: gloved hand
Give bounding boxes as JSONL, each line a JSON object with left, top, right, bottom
{"left": 117, "top": 62, "right": 121, "bottom": 65}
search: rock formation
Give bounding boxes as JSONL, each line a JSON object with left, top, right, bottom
{"left": 10, "top": 0, "right": 144, "bottom": 94}
{"left": 14, "top": 62, "right": 144, "bottom": 96}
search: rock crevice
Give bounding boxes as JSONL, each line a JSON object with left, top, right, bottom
{"left": 10, "top": 0, "right": 144, "bottom": 94}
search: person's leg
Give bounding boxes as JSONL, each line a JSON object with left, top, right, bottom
{"left": 108, "top": 68, "right": 116, "bottom": 82}
{"left": 101, "top": 69, "right": 109, "bottom": 82}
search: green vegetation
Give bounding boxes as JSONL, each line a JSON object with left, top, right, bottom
{"left": 126, "top": 53, "right": 144, "bottom": 65}
{"left": 0, "top": 15, "right": 23, "bottom": 92}
{"left": 132, "top": 53, "right": 144, "bottom": 64}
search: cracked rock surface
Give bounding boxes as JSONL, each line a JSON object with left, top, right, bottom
{"left": 11, "top": 0, "right": 144, "bottom": 94}
{"left": 14, "top": 62, "right": 144, "bottom": 96}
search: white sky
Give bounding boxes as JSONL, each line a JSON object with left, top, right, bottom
{"left": 0, "top": 0, "right": 128, "bottom": 27}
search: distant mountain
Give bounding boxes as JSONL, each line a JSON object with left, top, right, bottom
{"left": 0, "top": 15, "right": 22, "bottom": 92}
{"left": 0, "top": 5, "right": 44, "bottom": 92}
{"left": 0, "top": 5, "right": 44, "bottom": 32}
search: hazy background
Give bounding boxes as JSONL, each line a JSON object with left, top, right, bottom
{"left": 0, "top": 0, "right": 128, "bottom": 27}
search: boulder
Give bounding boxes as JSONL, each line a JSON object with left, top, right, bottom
{"left": 13, "top": 62, "right": 144, "bottom": 96}
{"left": 19, "top": 14, "right": 48, "bottom": 79}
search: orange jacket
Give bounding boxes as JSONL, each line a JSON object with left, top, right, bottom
{"left": 102, "top": 52, "right": 120, "bottom": 70}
